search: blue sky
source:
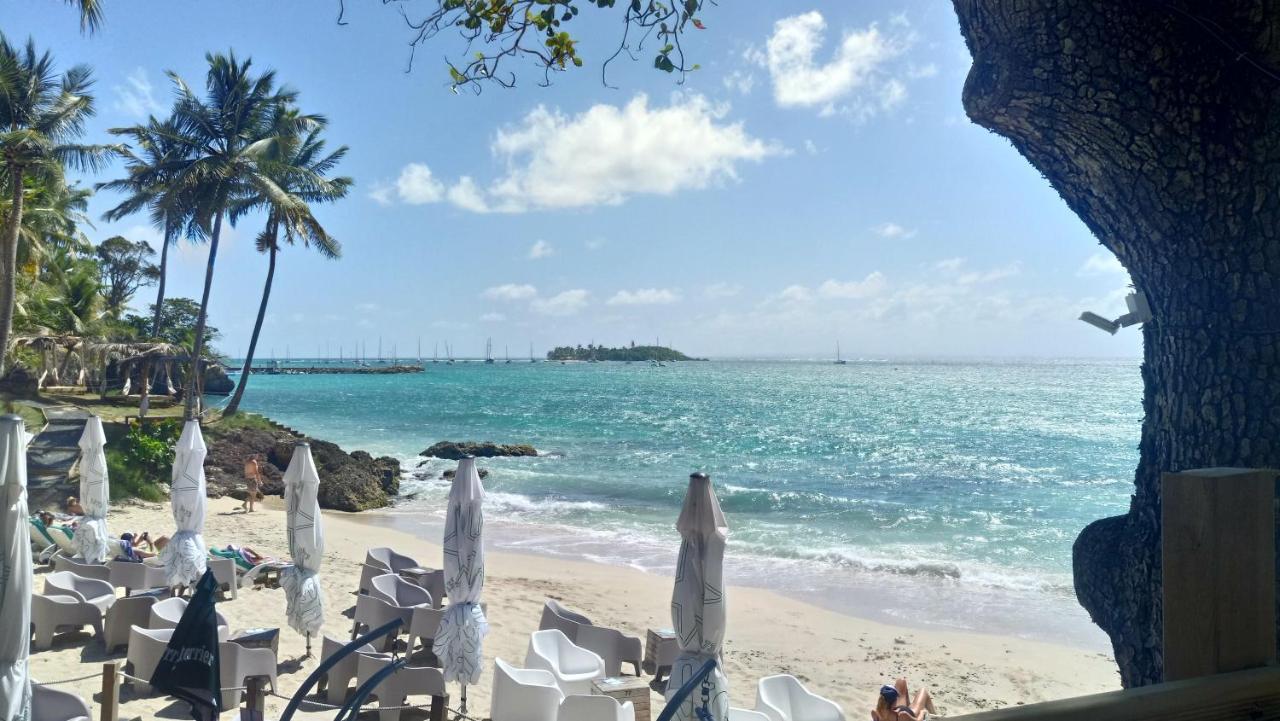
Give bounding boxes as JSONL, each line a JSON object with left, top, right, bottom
{"left": 12, "top": 1, "right": 1139, "bottom": 359}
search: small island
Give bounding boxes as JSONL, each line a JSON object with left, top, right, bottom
{"left": 546, "top": 343, "right": 704, "bottom": 362}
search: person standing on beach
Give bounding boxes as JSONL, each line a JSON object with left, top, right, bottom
{"left": 242, "top": 455, "right": 263, "bottom": 512}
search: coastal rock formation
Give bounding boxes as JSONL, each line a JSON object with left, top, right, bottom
{"left": 421, "top": 441, "right": 537, "bottom": 460}
{"left": 202, "top": 424, "right": 401, "bottom": 512}
{"left": 0, "top": 364, "right": 39, "bottom": 397}
{"left": 442, "top": 467, "right": 489, "bottom": 480}
{"left": 203, "top": 364, "right": 235, "bottom": 395}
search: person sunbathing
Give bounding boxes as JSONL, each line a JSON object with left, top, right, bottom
{"left": 222, "top": 544, "right": 269, "bottom": 566}
{"left": 873, "top": 679, "right": 935, "bottom": 721}
{"left": 64, "top": 496, "right": 85, "bottom": 516}
{"left": 116, "top": 532, "right": 169, "bottom": 562}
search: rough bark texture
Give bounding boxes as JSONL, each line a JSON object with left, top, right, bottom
{"left": 224, "top": 225, "right": 277, "bottom": 417}
{"left": 0, "top": 166, "right": 23, "bottom": 375}
{"left": 952, "top": 1, "right": 1280, "bottom": 686}
{"left": 151, "top": 224, "right": 171, "bottom": 338}
{"left": 185, "top": 211, "right": 223, "bottom": 420}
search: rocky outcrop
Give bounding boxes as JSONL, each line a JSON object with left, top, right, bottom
{"left": 0, "top": 365, "right": 39, "bottom": 397}
{"left": 203, "top": 364, "right": 234, "bottom": 395}
{"left": 202, "top": 423, "right": 401, "bottom": 512}
{"left": 421, "top": 441, "right": 537, "bottom": 460}
{"left": 443, "top": 467, "right": 489, "bottom": 480}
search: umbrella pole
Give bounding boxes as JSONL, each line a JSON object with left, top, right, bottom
{"left": 305, "top": 632, "right": 311, "bottom": 658}
{"left": 459, "top": 684, "right": 468, "bottom": 717}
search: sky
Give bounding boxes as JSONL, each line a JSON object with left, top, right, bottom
{"left": 9, "top": 1, "right": 1140, "bottom": 360}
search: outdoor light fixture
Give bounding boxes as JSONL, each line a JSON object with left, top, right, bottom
{"left": 1079, "top": 290, "right": 1151, "bottom": 335}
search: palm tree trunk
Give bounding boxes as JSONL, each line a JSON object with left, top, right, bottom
{"left": 151, "top": 221, "right": 171, "bottom": 338}
{"left": 224, "top": 228, "right": 277, "bottom": 417}
{"left": 184, "top": 210, "right": 222, "bottom": 421}
{"left": 0, "top": 166, "right": 24, "bottom": 377}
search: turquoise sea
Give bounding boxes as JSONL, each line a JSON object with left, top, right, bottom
{"left": 227, "top": 358, "right": 1140, "bottom": 649}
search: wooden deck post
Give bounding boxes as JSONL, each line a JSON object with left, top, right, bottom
{"left": 430, "top": 693, "right": 450, "bottom": 721}
{"left": 1162, "top": 467, "right": 1277, "bottom": 682}
{"left": 241, "top": 676, "right": 265, "bottom": 720}
{"left": 100, "top": 661, "right": 119, "bottom": 721}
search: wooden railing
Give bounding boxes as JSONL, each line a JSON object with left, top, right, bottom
{"left": 950, "top": 665, "right": 1280, "bottom": 721}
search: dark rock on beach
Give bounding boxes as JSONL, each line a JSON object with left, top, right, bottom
{"left": 442, "top": 467, "right": 489, "bottom": 480}
{"left": 421, "top": 440, "right": 538, "bottom": 460}
{"left": 203, "top": 364, "right": 235, "bottom": 395}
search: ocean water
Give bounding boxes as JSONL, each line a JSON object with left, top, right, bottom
{"left": 229, "top": 358, "right": 1140, "bottom": 649}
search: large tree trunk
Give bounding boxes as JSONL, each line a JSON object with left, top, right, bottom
{"left": 184, "top": 211, "right": 223, "bottom": 421}
{"left": 223, "top": 227, "right": 278, "bottom": 417}
{"left": 0, "top": 166, "right": 23, "bottom": 376}
{"left": 952, "top": 1, "right": 1280, "bottom": 686}
{"left": 151, "top": 222, "right": 171, "bottom": 338}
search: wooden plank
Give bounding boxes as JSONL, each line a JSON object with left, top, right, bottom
{"left": 1162, "top": 467, "right": 1276, "bottom": 681}
{"left": 99, "top": 662, "right": 119, "bottom": 721}
{"left": 950, "top": 665, "right": 1280, "bottom": 721}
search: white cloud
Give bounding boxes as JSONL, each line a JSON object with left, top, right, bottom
{"left": 1078, "top": 252, "right": 1126, "bottom": 276}
{"left": 774, "top": 285, "right": 814, "bottom": 304}
{"left": 704, "top": 282, "right": 742, "bottom": 299}
{"left": 483, "top": 283, "right": 538, "bottom": 301}
{"left": 480, "top": 312, "right": 507, "bottom": 322}
{"left": 368, "top": 183, "right": 395, "bottom": 206}
{"left": 872, "top": 221, "right": 916, "bottom": 239}
{"left": 958, "top": 262, "right": 1022, "bottom": 285}
{"left": 528, "top": 239, "right": 554, "bottom": 260}
{"left": 723, "top": 70, "right": 755, "bottom": 95}
{"left": 909, "top": 63, "right": 939, "bottom": 79}
{"left": 447, "top": 177, "right": 489, "bottom": 213}
{"left": 112, "top": 68, "right": 164, "bottom": 120}
{"left": 934, "top": 257, "right": 965, "bottom": 272}
{"left": 817, "top": 272, "right": 888, "bottom": 299}
{"left": 395, "top": 163, "right": 445, "bottom": 204}
{"left": 531, "top": 289, "right": 590, "bottom": 316}
{"left": 607, "top": 288, "right": 682, "bottom": 306}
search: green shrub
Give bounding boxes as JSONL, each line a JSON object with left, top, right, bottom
{"left": 107, "top": 447, "right": 167, "bottom": 502}
{"left": 122, "top": 419, "right": 181, "bottom": 478}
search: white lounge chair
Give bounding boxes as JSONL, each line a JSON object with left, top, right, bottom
{"left": 207, "top": 555, "right": 238, "bottom": 599}
{"left": 125, "top": 625, "right": 174, "bottom": 694}
{"left": 417, "top": 569, "right": 446, "bottom": 609}
{"left": 103, "top": 595, "right": 156, "bottom": 653}
{"left": 406, "top": 605, "right": 445, "bottom": 657}
{"left": 755, "top": 675, "right": 846, "bottom": 721}
{"left": 44, "top": 571, "right": 115, "bottom": 614}
{"left": 107, "top": 559, "right": 169, "bottom": 596}
{"left": 525, "top": 629, "right": 606, "bottom": 696}
{"left": 539, "top": 600, "right": 642, "bottom": 677}
{"left": 354, "top": 653, "right": 448, "bottom": 721}
{"left": 359, "top": 547, "right": 422, "bottom": 594}
{"left": 730, "top": 708, "right": 773, "bottom": 721}
{"left": 31, "top": 683, "right": 92, "bottom": 721}
{"left": 219, "top": 639, "right": 278, "bottom": 710}
{"left": 352, "top": 593, "right": 407, "bottom": 651}
{"left": 51, "top": 553, "right": 112, "bottom": 583}
{"left": 30, "top": 593, "right": 103, "bottom": 650}
{"left": 491, "top": 658, "right": 565, "bottom": 721}
{"left": 30, "top": 517, "right": 77, "bottom": 562}
{"left": 149, "top": 596, "right": 230, "bottom": 641}
{"left": 558, "top": 695, "right": 635, "bottom": 721}
{"left": 370, "top": 573, "right": 433, "bottom": 609}
{"left": 318, "top": 635, "right": 384, "bottom": 704}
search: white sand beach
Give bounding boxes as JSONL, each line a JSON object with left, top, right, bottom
{"left": 27, "top": 496, "right": 1120, "bottom": 719}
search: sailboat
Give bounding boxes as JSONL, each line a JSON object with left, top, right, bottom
{"left": 485, "top": 338, "right": 495, "bottom": 364}
{"left": 446, "top": 342, "right": 455, "bottom": 364}
{"left": 834, "top": 341, "right": 848, "bottom": 365}
{"left": 433, "top": 342, "right": 440, "bottom": 364}
{"left": 529, "top": 343, "right": 537, "bottom": 363}
{"left": 505, "top": 345, "right": 512, "bottom": 364}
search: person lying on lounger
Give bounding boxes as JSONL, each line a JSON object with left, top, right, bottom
{"left": 222, "top": 544, "right": 269, "bottom": 566}
{"left": 873, "top": 679, "right": 935, "bottom": 721}
{"left": 65, "top": 496, "right": 85, "bottom": 516}
{"left": 116, "top": 532, "right": 168, "bottom": 561}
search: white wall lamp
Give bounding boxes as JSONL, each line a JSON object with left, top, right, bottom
{"left": 1079, "top": 290, "right": 1151, "bottom": 335}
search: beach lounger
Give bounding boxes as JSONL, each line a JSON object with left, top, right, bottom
{"left": 125, "top": 625, "right": 174, "bottom": 694}
{"left": 407, "top": 605, "right": 445, "bottom": 658}
{"left": 31, "top": 682, "right": 92, "bottom": 721}
{"left": 149, "top": 596, "right": 230, "bottom": 641}
{"left": 730, "top": 709, "right": 773, "bottom": 721}
{"left": 209, "top": 547, "right": 287, "bottom": 589}
{"left": 30, "top": 517, "right": 77, "bottom": 562}
{"left": 317, "top": 635, "right": 384, "bottom": 704}
{"left": 370, "top": 573, "right": 433, "bottom": 609}
{"left": 107, "top": 558, "right": 169, "bottom": 596}
{"left": 219, "top": 639, "right": 278, "bottom": 711}
{"left": 755, "top": 675, "right": 846, "bottom": 721}
{"left": 51, "top": 553, "right": 111, "bottom": 583}
{"left": 359, "top": 547, "right": 424, "bottom": 595}
{"left": 354, "top": 652, "right": 448, "bottom": 721}
{"left": 43, "top": 572, "right": 115, "bottom": 614}
{"left": 558, "top": 694, "right": 635, "bottom": 721}
{"left": 492, "top": 658, "right": 565, "bottom": 721}
{"left": 103, "top": 595, "right": 157, "bottom": 653}
{"left": 539, "top": 600, "right": 643, "bottom": 677}
{"left": 30, "top": 593, "right": 104, "bottom": 650}
{"left": 525, "top": 629, "right": 607, "bottom": 696}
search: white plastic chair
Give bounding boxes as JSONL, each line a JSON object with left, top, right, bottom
{"left": 755, "top": 675, "right": 846, "bottom": 721}
{"left": 31, "top": 683, "right": 92, "bottom": 721}
{"left": 730, "top": 708, "right": 773, "bottom": 721}
{"left": 359, "top": 547, "right": 422, "bottom": 594}
{"left": 125, "top": 625, "right": 174, "bottom": 694}
{"left": 149, "top": 596, "right": 230, "bottom": 641}
{"left": 370, "top": 573, "right": 433, "bottom": 608}
{"left": 51, "top": 553, "right": 112, "bottom": 582}
{"left": 207, "top": 555, "right": 238, "bottom": 599}
{"left": 355, "top": 653, "right": 448, "bottom": 721}
{"left": 418, "top": 569, "right": 446, "bottom": 608}
{"left": 558, "top": 695, "right": 635, "bottom": 721}
{"left": 30, "top": 593, "right": 103, "bottom": 650}
{"left": 540, "top": 599, "right": 592, "bottom": 637}
{"left": 525, "top": 629, "right": 606, "bottom": 696}
{"left": 539, "top": 600, "right": 642, "bottom": 676}
{"left": 107, "top": 559, "right": 169, "bottom": 596}
{"left": 43, "top": 571, "right": 115, "bottom": 613}
{"left": 491, "top": 658, "right": 564, "bottom": 721}
{"left": 104, "top": 595, "right": 156, "bottom": 653}
{"left": 318, "top": 635, "right": 382, "bottom": 704}
{"left": 219, "top": 640, "right": 278, "bottom": 710}
{"left": 352, "top": 593, "right": 407, "bottom": 650}
{"left": 407, "top": 605, "right": 445, "bottom": 656}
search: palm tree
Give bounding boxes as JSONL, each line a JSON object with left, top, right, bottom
{"left": 223, "top": 111, "right": 350, "bottom": 416}
{"left": 100, "top": 114, "right": 193, "bottom": 337}
{"left": 164, "top": 51, "right": 316, "bottom": 419}
{"left": 0, "top": 34, "right": 115, "bottom": 374}
{"left": 60, "top": 0, "right": 104, "bottom": 32}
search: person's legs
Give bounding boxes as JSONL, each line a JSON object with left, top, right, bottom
{"left": 894, "top": 679, "right": 909, "bottom": 704}
{"left": 912, "top": 688, "right": 934, "bottom": 716}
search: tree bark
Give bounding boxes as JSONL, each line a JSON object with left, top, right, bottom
{"left": 151, "top": 222, "right": 171, "bottom": 338}
{"left": 0, "top": 166, "right": 24, "bottom": 376}
{"left": 223, "top": 223, "right": 278, "bottom": 417}
{"left": 184, "top": 210, "right": 223, "bottom": 421}
{"left": 952, "top": 1, "right": 1280, "bottom": 686}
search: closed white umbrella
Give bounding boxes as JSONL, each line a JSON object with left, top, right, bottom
{"left": 433, "top": 456, "right": 488, "bottom": 714}
{"left": 665, "top": 472, "right": 730, "bottom": 721}
{"left": 73, "top": 415, "right": 111, "bottom": 563}
{"left": 0, "top": 415, "right": 32, "bottom": 721}
{"left": 281, "top": 441, "right": 324, "bottom": 655}
{"left": 160, "top": 420, "right": 208, "bottom": 588}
